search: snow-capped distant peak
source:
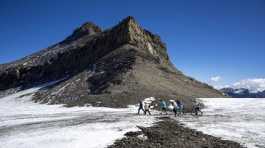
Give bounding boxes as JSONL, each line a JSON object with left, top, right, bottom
{"left": 232, "top": 78, "right": 265, "bottom": 93}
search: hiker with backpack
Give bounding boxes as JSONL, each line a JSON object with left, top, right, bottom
{"left": 171, "top": 100, "right": 178, "bottom": 117}
{"left": 144, "top": 102, "right": 151, "bottom": 115}
{"left": 176, "top": 100, "right": 184, "bottom": 115}
{"left": 193, "top": 102, "right": 203, "bottom": 116}
{"left": 159, "top": 99, "right": 168, "bottom": 115}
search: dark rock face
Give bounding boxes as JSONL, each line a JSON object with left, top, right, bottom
{"left": 0, "top": 16, "right": 224, "bottom": 108}
{"left": 221, "top": 87, "right": 265, "bottom": 98}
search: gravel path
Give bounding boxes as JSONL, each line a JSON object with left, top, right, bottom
{"left": 109, "top": 117, "right": 244, "bottom": 148}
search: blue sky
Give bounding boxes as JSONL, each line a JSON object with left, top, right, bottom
{"left": 0, "top": 0, "right": 264, "bottom": 88}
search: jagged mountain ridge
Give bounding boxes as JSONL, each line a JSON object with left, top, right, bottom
{"left": 0, "top": 16, "right": 224, "bottom": 109}
{"left": 220, "top": 87, "right": 265, "bottom": 98}
{"left": 0, "top": 17, "right": 171, "bottom": 90}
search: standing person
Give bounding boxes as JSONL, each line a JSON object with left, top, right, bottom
{"left": 180, "top": 103, "right": 184, "bottom": 115}
{"left": 193, "top": 102, "right": 203, "bottom": 116}
{"left": 144, "top": 102, "right": 151, "bottom": 115}
{"left": 172, "top": 101, "right": 178, "bottom": 117}
{"left": 159, "top": 99, "right": 168, "bottom": 115}
{"left": 138, "top": 101, "right": 145, "bottom": 115}
{"left": 176, "top": 100, "right": 184, "bottom": 115}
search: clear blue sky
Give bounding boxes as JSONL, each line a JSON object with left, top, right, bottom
{"left": 0, "top": 0, "right": 264, "bottom": 87}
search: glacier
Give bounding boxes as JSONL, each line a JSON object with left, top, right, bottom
{"left": 178, "top": 98, "right": 265, "bottom": 148}
{"left": 0, "top": 86, "right": 157, "bottom": 148}
{"left": 1, "top": 84, "right": 265, "bottom": 148}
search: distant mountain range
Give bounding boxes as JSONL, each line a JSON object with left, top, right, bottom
{"left": 220, "top": 88, "right": 265, "bottom": 98}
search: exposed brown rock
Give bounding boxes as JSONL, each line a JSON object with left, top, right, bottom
{"left": 0, "top": 16, "right": 224, "bottom": 109}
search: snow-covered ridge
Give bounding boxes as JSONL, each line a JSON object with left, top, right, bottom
{"left": 0, "top": 85, "right": 157, "bottom": 148}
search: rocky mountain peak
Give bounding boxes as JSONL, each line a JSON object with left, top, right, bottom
{"left": 77, "top": 22, "right": 101, "bottom": 34}
{"left": 0, "top": 16, "right": 172, "bottom": 91}
{"left": 79, "top": 22, "right": 102, "bottom": 33}
{"left": 119, "top": 16, "right": 138, "bottom": 25}
{"left": 0, "top": 17, "right": 224, "bottom": 106}
{"left": 118, "top": 16, "right": 140, "bottom": 32}
{"left": 109, "top": 16, "right": 169, "bottom": 65}
{"left": 66, "top": 22, "right": 102, "bottom": 41}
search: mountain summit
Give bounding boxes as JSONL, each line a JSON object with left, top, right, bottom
{"left": 0, "top": 16, "right": 224, "bottom": 109}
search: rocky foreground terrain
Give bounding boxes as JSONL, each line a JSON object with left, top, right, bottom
{"left": 109, "top": 117, "right": 244, "bottom": 148}
{"left": 0, "top": 16, "right": 224, "bottom": 110}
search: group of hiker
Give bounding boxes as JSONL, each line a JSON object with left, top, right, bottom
{"left": 138, "top": 98, "right": 203, "bottom": 116}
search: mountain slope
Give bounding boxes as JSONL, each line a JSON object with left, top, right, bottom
{"left": 0, "top": 16, "right": 224, "bottom": 110}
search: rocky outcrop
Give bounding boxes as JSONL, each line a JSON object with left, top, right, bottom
{"left": 0, "top": 16, "right": 224, "bottom": 109}
{"left": 0, "top": 22, "right": 102, "bottom": 90}
{"left": 65, "top": 22, "right": 102, "bottom": 41}
{"left": 109, "top": 117, "right": 243, "bottom": 148}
